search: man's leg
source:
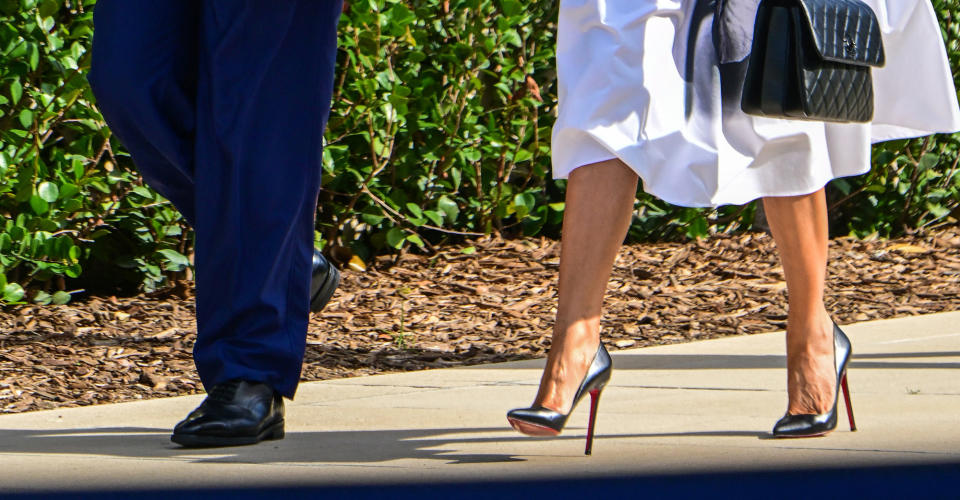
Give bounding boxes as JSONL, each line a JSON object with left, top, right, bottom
{"left": 90, "top": 0, "right": 341, "bottom": 448}
{"left": 87, "top": 0, "right": 200, "bottom": 224}
{"left": 190, "top": 0, "right": 343, "bottom": 399}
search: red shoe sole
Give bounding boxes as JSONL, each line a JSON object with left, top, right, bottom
{"left": 507, "top": 417, "right": 561, "bottom": 437}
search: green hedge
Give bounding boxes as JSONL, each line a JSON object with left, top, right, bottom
{"left": 1, "top": 0, "right": 959, "bottom": 304}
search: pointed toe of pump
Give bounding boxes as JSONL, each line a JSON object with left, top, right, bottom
{"left": 772, "top": 412, "right": 835, "bottom": 438}
{"left": 507, "top": 407, "right": 565, "bottom": 435}
{"left": 507, "top": 408, "right": 564, "bottom": 436}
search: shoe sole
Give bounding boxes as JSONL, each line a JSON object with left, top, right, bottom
{"left": 170, "top": 420, "right": 285, "bottom": 448}
{"left": 771, "top": 431, "right": 830, "bottom": 439}
{"left": 507, "top": 417, "right": 561, "bottom": 437}
{"left": 310, "top": 264, "right": 341, "bottom": 312}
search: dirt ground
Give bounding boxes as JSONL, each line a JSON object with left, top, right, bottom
{"left": 2, "top": 227, "right": 960, "bottom": 413}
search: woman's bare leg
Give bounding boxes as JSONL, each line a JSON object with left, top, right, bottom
{"left": 763, "top": 188, "right": 836, "bottom": 415}
{"left": 515, "top": 159, "right": 637, "bottom": 433}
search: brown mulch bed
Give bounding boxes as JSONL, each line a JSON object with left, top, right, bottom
{"left": 2, "top": 227, "right": 960, "bottom": 413}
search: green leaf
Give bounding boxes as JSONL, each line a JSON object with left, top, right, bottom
{"left": 514, "top": 149, "right": 533, "bottom": 163}
{"left": 512, "top": 192, "right": 536, "bottom": 219}
{"left": 362, "top": 212, "right": 386, "bottom": 225}
{"left": 926, "top": 202, "right": 951, "bottom": 218}
{"left": 29, "top": 43, "right": 40, "bottom": 70}
{"left": 832, "top": 179, "right": 852, "bottom": 196}
{"left": 423, "top": 210, "right": 444, "bottom": 226}
{"left": 685, "top": 216, "right": 709, "bottom": 239}
{"left": 39, "top": 14, "right": 55, "bottom": 32}
{"left": 406, "top": 202, "right": 423, "bottom": 218}
{"left": 33, "top": 290, "right": 52, "bottom": 305}
{"left": 64, "top": 264, "right": 81, "bottom": 279}
{"left": 72, "top": 158, "right": 85, "bottom": 180}
{"left": 18, "top": 109, "right": 33, "bottom": 128}
{"left": 386, "top": 4, "right": 415, "bottom": 28}
{"left": 459, "top": 148, "right": 481, "bottom": 163}
{"left": 15, "top": 166, "right": 35, "bottom": 202}
{"left": 499, "top": 0, "right": 522, "bottom": 16}
{"left": 9, "top": 39, "right": 28, "bottom": 58}
{"left": 38, "top": 181, "right": 59, "bottom": 202}
{"left": 501, "top": 29, "right": 522, "bottom": 47}
{"left": 407, "top": 216, "right": 426, "bottom": 227}
{"left": 9, "top": 79, "right": 22, "bottom": 104}
{"left": 59, "top": 183, "right": 80, "bottom": 200}
{"left": 385, "top": 227, "right": 406, "bottom": 249}
{"left": 460, "top": 246, "right": 477, "bottom": 255}
{"left": 450, "top": 169, "right": 462, "bottom": 191}
{"left": 29, "top": 195, "right": 49, "bottom": 215}
{"left": 89, "top": 180, "right": 110, "bottom": 193}
{"left": 38, "top": 0, "right": 58, "bottom": 18}
{"left": 437, "top": 196, "right": 460, "bottom": 222}
{"left": 62, "top": 198, "right": 82, "bottom": 212}
{"left": 131, "top": 186, "right": 154, "bottom": 199}
{"left": 3, "top": 283, "right": 25, "bottom": 303}
{"left": 513, "top": 192, "right": 535, "bottom": 208}
{"left": 918, "top": 153, "right": 941, "bottom": 171}
{"left": 406, "top": 233, "right": 425, "bottom": 248}
{"left": 157, "top": 249, "right": 190, "bottom": 271}
{"left": 52, "top": 290, "right": 71, "bottom": 305}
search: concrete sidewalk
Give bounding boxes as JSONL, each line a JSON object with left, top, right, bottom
{"left": 0, "top": 312, "right": 958, "bottom": 492}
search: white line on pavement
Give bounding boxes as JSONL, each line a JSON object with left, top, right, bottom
{"left": 877, "top": 333, "right": 960, "bottom": 345}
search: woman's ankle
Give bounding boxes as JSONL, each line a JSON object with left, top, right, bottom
{"left": 536, "top": 319, "right": 602, "bottom": 411}
{"left": 551, "top": 317, "right": 601, "bottom": 349}
{"left": 786, "top": 308, "right": 833, "bottom": 350}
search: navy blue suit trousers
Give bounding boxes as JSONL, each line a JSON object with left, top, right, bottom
{"left": 88, "top": 1, "right": 343, "bottom": 398}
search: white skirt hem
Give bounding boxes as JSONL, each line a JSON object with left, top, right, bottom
{"left": 552, "top": 0, "right": 960, "bottom": 208}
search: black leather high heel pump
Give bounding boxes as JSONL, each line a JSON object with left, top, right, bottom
{"left": 773, "top": 323, "right": 857, "bottom": 438}
{"left": 507, "top": 343, "right": 612, "bottom": 455}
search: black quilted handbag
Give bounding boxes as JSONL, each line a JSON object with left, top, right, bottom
{"left": 741, "top": 0, "right": 886, "bottom": 123}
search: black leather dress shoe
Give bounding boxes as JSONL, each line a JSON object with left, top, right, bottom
{"left": 171, "top": 380, "right": 284, "bottom": 448}
{"left": 310, "top": 249, "right": 340, "bottom": 312}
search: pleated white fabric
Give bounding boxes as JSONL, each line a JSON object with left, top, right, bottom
{"left": 552, "top": 0, "right": 960, "bottom": 207}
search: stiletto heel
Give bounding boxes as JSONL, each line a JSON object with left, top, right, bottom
{"left": 507, "top": 343, "right": 612, "bottom": 455}
{"left": 840, "top": 372, "right": 856, "bottom": 431}
{"left": 773, "top": 323, "right": 855, "bottom": 437}
{"left": 584, "top": 388, "right": 602, "bottom": 455}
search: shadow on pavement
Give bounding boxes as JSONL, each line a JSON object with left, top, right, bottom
{"left": 603, "top": 352, "right": 960, "bottom": 370}
{"left": 0, "top": 425, "right": 769, "bottom": 464}
{"left": 0, "top": 426, "right": 519, "bottom": 465}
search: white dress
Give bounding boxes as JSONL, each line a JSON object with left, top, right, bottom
{"left": 552, "top": 0, "right": 960, "bottom": 207}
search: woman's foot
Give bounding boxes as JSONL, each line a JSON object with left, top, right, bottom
{"left": 508, "top": 342, "right": 613, "bottom": 454}
{"left": 785, "top": 310, "right": 837, "bottom": 415}
{"left": 507, "top": 160, "right": 636, "bottom": 441}
{"left": 512, "top": 319, "right": 599, "bottom": 435}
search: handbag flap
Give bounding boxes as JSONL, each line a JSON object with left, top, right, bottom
{"left": 795, "top": 0, "right": 885, "bottom": 67}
